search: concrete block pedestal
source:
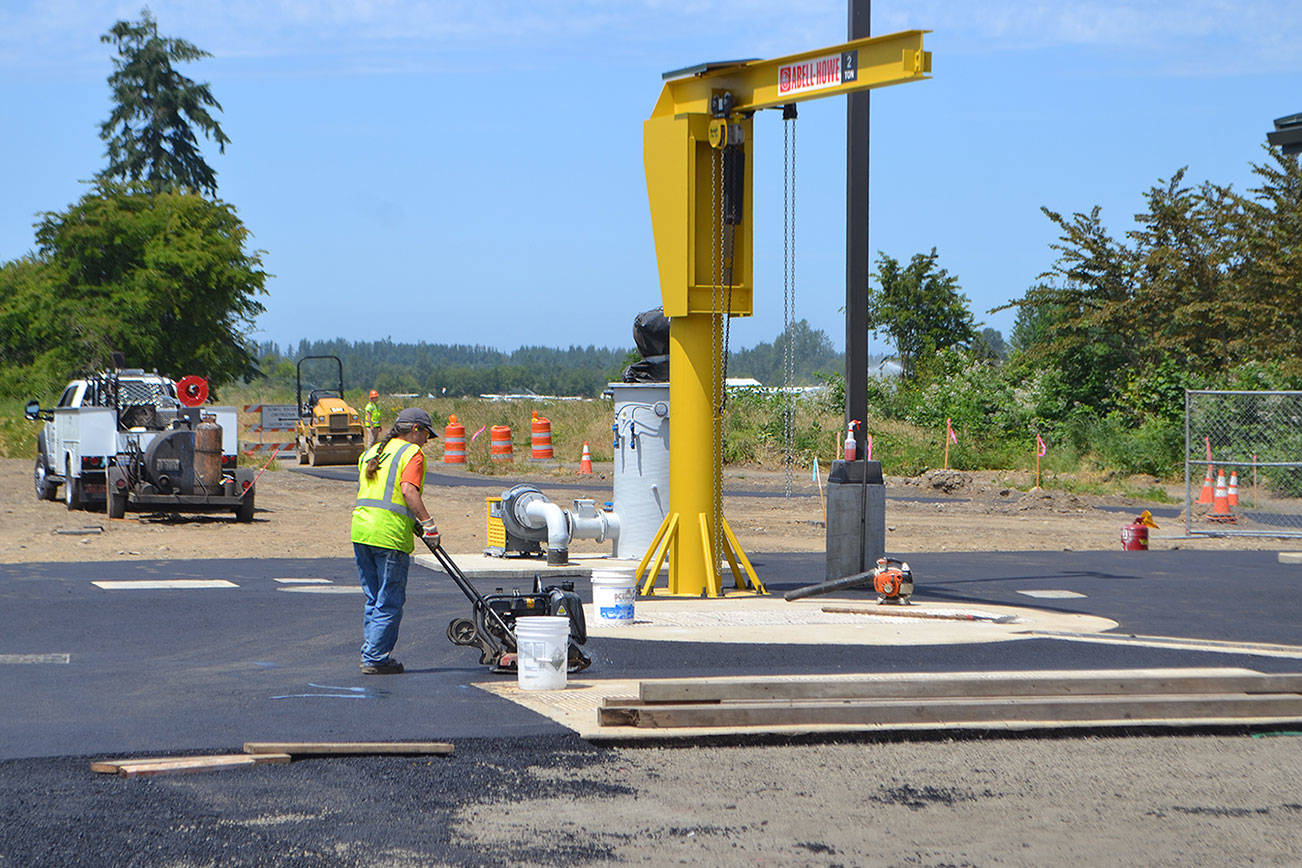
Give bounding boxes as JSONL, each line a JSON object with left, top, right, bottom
{"left": 824, "top": 458, "right": 885, "bottom": 581}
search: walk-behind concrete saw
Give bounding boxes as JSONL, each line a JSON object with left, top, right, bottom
{"left": 420, "top": 534, "right": 591, "bottom": 675}
{"left": 783, "top": 557, "right": 914, "bottom": 605}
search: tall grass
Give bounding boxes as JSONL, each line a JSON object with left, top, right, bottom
{"left": 0, "top": 400, "right": 40, "bottom": 460}
{"left": 0, "top": 384, "right": 1182, "bottom": 498}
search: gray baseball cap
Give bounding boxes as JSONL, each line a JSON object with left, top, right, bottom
{"left": 395, "top": 407, "right": 437, "bottom": 436}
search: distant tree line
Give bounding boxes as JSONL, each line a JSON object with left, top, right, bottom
{"left": 255, "top": 324, "right": 851, "bottom": 398}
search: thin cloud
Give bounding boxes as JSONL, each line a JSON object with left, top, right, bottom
{"left": 2, "top": 1, "right": 1298, "bottom": 77}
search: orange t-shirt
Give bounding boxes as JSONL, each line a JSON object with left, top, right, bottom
{"left": 400, "top": 449, "right": 426, "bottom": 489}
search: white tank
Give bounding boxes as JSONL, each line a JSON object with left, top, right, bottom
{"left": 609, "top": 382, "right": 670, "bottom": 559}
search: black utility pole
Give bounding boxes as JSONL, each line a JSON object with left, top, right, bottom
{"left": 845, "top": 0, "right": 870, "bottom": 454}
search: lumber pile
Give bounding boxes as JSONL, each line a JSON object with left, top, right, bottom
{"left": 598, "top": 669, "right": 1302, "bottom": 731}
{"left": 91, "top": 741, "right": 453, "bottom": 777}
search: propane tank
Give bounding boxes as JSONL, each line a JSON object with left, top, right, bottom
{"left": 843, "top": 421, "right": 858, "bottom": 462}
{"left": 195, "top": 413, "right": 223, "bottom": 493}
{"left": 1121, "top": 510, "right": 1159, "bottom": 551}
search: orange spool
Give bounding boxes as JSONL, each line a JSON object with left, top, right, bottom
{"left": 490, "top": 425, "right": 513, "bottom": 463}
{"left": 443, "top": 414, "right": 466, "bottom": 464}
{"left": 530, "top": 411, "right": 553, "bottom": 460}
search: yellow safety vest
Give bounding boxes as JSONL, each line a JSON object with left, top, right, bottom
{"left": 351, "top": 439, "right": 421, "bottom": 553}
{"left": 365, "top": 401, "right": 381, "bottom": 426}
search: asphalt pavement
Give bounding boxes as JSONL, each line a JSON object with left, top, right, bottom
{"left": 1, "top": 549, "right": 1298, "bottom": 761}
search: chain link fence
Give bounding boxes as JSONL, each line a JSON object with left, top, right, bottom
{"left": 1185, "top": 390, "right": 1302, "bottom": 537}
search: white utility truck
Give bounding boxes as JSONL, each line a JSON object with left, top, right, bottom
{"left": 26, "top": 368, "right": 255, "bottom": 521}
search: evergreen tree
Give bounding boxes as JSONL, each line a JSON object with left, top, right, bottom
{"left": 98, "top": 9, "right": 230, "bottom": 196}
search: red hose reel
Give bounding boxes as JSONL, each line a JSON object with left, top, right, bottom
{"left": 176, "top": 375, "right": 209, "bottom": 407}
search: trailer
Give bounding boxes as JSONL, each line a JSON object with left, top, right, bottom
{"left": 26, "top": 369, "right": 256, "bottom": 521}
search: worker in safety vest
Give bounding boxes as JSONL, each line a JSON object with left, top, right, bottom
{"left": 351, "top": 407, "right": 439, "bottom": 674}
{"left": 363, "top": 390, "right": 383, "bottom": 447}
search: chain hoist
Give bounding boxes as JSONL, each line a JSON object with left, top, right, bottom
{"left": 708, "top": 92, "right": 745, "bottom": 574}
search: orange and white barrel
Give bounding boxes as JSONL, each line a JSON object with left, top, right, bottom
{"left": 443, "top": 414, "right": 466, "bottom": 464}
{"left": 530, "top": 411, "right": 554, "bottom": 460}
{"left": 490, "top": 425, "right": 513, "bottom": 463}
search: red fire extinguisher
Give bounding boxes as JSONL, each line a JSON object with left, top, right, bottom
{"left": 1121, "top": 510, "right": 1159, "bottom": 551}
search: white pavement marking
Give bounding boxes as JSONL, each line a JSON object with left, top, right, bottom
{"left": 0, "top": 653, "right": 70, "bottom": 664}
{"left": 92, "top": 580, "right": 238, "bottom": 590}
{"left": 1021, "top": 630, "right": 1302, "bottom": 659}
{"left": 1279, "top": 552, "right": 1302, "bottom": 564}
{"left": 1018, "top": 590, "right": 1086, "bottom": 599}
{"left": 277, "top": 586, "right": 359, "bottom": 594}
{"left": 274, "top": 578, "right": 333, "bottom": 584}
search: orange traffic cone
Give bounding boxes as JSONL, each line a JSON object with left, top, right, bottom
{"left": 1196, "top": 465, "right": 1214, "bottom": 504}
{"left": 1209, "top": 470, "right": 1236, "bottom": 523}
{"left": 579, "top": 441, "right": 593, "bottom": 475}
{"left": 1227, "top": 471, "right": 1239, "bottom": 506}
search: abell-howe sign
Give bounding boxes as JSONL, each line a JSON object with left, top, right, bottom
{"left": 777, "top": 49, "right": 858, "bottom": 97}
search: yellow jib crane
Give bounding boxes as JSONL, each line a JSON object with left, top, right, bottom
{"left": 637, "top": 30, "right": 931, "bottom": 597}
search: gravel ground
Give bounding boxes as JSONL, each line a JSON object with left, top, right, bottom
{"left": 2, "top": 732, "right": 1299, "bottom": 866}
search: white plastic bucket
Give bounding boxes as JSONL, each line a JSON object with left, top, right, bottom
{"left": 515, "top": 615, "right": 570, "bottom": 691}
{"left": 591, "top": 572, "right": 636, "bottom": 625}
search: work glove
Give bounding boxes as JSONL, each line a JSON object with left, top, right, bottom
{"left": 419, "top": 518, "right": 440, "bottom": 546}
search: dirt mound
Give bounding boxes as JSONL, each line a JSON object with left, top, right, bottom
{"left": 991, "top": 488, "right": 1092, "bottom": 515}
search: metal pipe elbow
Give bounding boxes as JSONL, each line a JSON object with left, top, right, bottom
{"left": 524, "top": 499, "right": 571, "bottom": 565}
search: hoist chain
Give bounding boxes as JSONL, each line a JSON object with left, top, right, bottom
{"left": 782, "top": 110, "right": 797, "bottom": 497}
{"left": 711, "top": 146, "right": 723, "bottom": 575}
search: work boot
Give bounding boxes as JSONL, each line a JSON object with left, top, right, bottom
{"left": 360, "top": 658, "right": 404, "bottom": 675}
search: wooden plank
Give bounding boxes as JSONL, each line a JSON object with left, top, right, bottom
{"left": 91, "top": 753, "right": 291, "bottom": 774}
{"left": 111, "top": 754, "right": 291, "bottom": 778}
{"left": 243, "top": 741, "right": 453, "bottom": 756}
{"left": 601, "top": 693, "right": 1302, "bottom": 729}
{"left": 636, "top": 669, "right": 1302, "bottom": 704}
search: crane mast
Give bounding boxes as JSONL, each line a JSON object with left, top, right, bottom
{"left": 638, "top": 30, "right": 931, "bottom": 597}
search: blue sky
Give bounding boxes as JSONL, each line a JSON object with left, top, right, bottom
{"left": 2, "top": 1, "right": 1299, "bottom": 356}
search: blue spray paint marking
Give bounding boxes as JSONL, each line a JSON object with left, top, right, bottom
{"left": 271, "top": 683, "right": 377, "bottom": 700}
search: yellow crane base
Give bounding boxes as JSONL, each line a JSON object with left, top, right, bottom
{"left": 635, "top": 511, "right": 766, "bottom": 598}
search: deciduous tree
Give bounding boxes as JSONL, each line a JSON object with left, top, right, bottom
{"left": 22, "top": 183, "right": 267, "bottom": 388}
{"left": 867, "top": 248, "right": 976, "bottom": 379}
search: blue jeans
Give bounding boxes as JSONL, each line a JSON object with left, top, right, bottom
{"left": 354, "top": 542, "right": 410, "bottom": 665}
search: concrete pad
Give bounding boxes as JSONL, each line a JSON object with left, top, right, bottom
{"left": 1278, "top": 552, "right": 1302, "bottom": 564}
{"left": 580, "top": 596, "right": 1116, "bottom": 647}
